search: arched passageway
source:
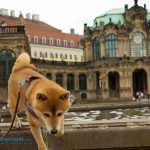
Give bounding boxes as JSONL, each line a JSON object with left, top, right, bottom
{"left": 108, "top": 71, "right": 120, "bottom": 97}
{"left": 132, "top": 69, "right": 147, "bottom": 96}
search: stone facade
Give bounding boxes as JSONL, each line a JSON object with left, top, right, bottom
{"left": 0, "top": 26, "right": 30, "bottom": 101}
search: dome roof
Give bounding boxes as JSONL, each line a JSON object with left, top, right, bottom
{"left": 94, "top": 8, "right": 150, "bottom": 27}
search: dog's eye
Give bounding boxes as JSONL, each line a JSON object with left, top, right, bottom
{"left": 44, "top": 113, "right": 50, "bottom": 117}
{"left": 57, "top": 113, "right": 62, "bottom": 117}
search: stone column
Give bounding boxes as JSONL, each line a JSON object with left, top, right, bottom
{"left": 125, "top": 39, "right": 130, "bottom": 56}
{"left": 92, "top": 72, "right": 97, "bottom": 90}
{"left": 51, "top": 73, "right": 56, "bottom": 81}
{"left": 87, "top": 71, "right": 94, "bottom": 91}
{"left": 147, "top": 70, "right": 150, "bottom": 94}
{"left": 100, "top": 39, "right": 105, "bottom": 57}
{"left": 102, "top": 72, "right": 109, "bottom": 99}
{"left": 148, "top": 39, "right": 150, "bottom": 56}
{"left": 128, "top": 71, "right": 133, "bottom": 99}
{"left": 85, "top": 42, "right": 92, "bottom": 61}
{"left": 63, "top": 72, "right": 67, "bottom": 89}
{"left": 74, "top": 73, "right": 79, "bottom": 91}
{"left": 118, "top": 39, "right": 123, "bottom": 57}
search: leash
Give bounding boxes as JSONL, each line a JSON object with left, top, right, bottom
{"left": 2, "top": 88, "right": 21, "bottom": 138}
{"left": 1, "top": 79, "right": 24, "bottom": 138}
{"left": 1, "top": 76, "right": 39, "bottom": 138}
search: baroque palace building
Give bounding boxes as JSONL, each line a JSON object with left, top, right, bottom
{"left": 1, "top": 0, "right": 150, "bottom": 101}
{"left": 81, "top": 0, "right": 150, "bottom": 100}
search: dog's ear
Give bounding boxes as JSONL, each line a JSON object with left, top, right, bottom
{"left": 59, "top": 92, "right": 70, "bottom": 100}
{"left": 36, "top": 93, "right": 48, "bottom": 101}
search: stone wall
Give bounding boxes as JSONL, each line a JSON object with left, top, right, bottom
{"left": 1, "top": 120, "right": 150, "bottom": 150}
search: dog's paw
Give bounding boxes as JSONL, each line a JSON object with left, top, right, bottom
{"left": 14, "top": 118, "right": 22, "bottom": 128}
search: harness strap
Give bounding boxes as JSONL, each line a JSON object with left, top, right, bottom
{"left": 24, "top": 97, "right": 39, "bottom": 119}
{"left": 24, "top": 76, "right": 40, "bottom": 120}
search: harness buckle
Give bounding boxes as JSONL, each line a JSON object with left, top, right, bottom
{"left": 18, "top": 79, "right": 28, "bottom": 87}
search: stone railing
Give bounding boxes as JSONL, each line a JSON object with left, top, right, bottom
{"left": 0, "top": 26, "right": 25, "bottom": 34}
{"left": 32, "top": 58, "right": 89, "bottom": 67}
{"left": 1, "top": 119, "right": 150, "bottom": 150}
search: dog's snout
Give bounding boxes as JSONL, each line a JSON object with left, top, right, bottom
{"left": 51, "top": 129, "right": 58, "bottom": 135}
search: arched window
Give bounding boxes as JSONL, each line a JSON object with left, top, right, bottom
{"left": 79, "top": 74, "right": 87, "bottom": 90}
{"left": 130, "top": 32, "right": 147, "bottom": 57}
{"left": 0, "top": 50, "right": 16, "bottom": 85}
{"left": 42, "top": 36, "right": 46, "bottom": 44}
{"left": 80, "top": 93, "right": 87, "bottom": 99}
{"left": 46, "top": 73, "right": 51, "bottom": 80}
{"left": 105, "top": 34, "right": 118, "bottom": 57}
{"left": 34, "top": 36, "right": 38, "bottom": 43}
{"left": 93, "top": 37, "right": 100, "bottom": 60}
{"left": 70, "top": 40, "right": 74, "bottom": 47}
{"left": 56, "top": 73, "right": 63, "bottom": 86}
{"left": 96, "top": 72, "right": 100, "bottom": 90}
{"left": 67, "top": 74, "right": 74, "bottom": 90}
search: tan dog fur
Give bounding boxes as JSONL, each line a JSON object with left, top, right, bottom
{"left": 8, "top": 53, "right": 71, "bottom": 150}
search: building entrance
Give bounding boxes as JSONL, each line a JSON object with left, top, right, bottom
{"left": 108, "top": 72, "right": 120, "bottom": 97}
{"left": 132, "top": 69, "right": 147, "bottom": 96}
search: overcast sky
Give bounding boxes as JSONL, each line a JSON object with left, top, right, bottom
{"left": 1, "top": 0, "right": 150, "bottom": 34}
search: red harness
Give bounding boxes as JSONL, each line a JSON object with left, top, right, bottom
{"left": 19, "top": 76, "right": 40, "bottom": 120}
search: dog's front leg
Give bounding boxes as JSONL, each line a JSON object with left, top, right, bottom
{"left": 30, "top": 125, "right": 47, "bottom": 150}
{"left": 27, "top": 114, "right": 47, "bottom": 150}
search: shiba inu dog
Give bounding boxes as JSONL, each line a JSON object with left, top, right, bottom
{"left": 8, "top": 52, "right": 71, "bottom": 150}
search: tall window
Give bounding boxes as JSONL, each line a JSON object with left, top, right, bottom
{"left": 50, "top": 53, "right": 54, "bottom": 59}
{"left": 65, "top": 54, "right": 67, "bottom": 59}
{"left": 70, "top": 40, "right": 74, "bottom": 47}
{"left": 56, "top": 73, "right": 63, "bottom": 86}
{"left": 46, "top": 73, "right": 51, "bottom": 80}
{"left": 67, "top": 74, "right": 74, "bottom": 90}
{"left": 34, "top": 36, "right": 38, "bottom": 44}
{"left": 42, "top": 36, "right": 46, "bottom": 44}
{"left": 40, "top": 52, "right": 43, "bottom": 57}
{"left": 130, "top": 32, "right": 147, "bottom": 57}
{"left": 74, "top": 55, "right": 77, "bottom": 61}
{"left": 93, "top": 37, "right": 100, "bottom": 60}
{"left": 79, "top": 74, "right": 87, "bottom": 90}
{"left": 78, "top": 42, "right": 83, "bottom": 48}
{"left": 49, "top": 38, "right": 53, "bottom": 45}
{"left": 0, "top": 50, "right": 16, "bottom": 85}
{"left": 55, "top": 53, "right": 58, "bottom": 59}
{"left": 56, "top": 39, "right": 60, "bottom": 46}
{"left": 105, "top": 34, "right": 118, "bottom": 57}
{"left": 33, "top": 51, "right": 37, "bottom": 58}
{"left": 44, "top": 52, "right": 48, "bottom": 58}
{"left": 63, "top": 40, "right": 67, "bottom": 47}
{"left": 70, "top": 54, "right": 72, "bottom": 60}
{"left": 60, "top": 54, "right": 63, "bottom": 59}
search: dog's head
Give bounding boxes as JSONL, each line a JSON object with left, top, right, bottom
{"left": 32, "top": 79, "right": 71, "bottom": 136}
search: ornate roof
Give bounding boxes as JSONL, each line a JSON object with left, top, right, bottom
{"left": 94, "top": 8, "right": 150, "bottom": 27}
{"left": 94, "top": 8, "right": 124, "bottom": 26}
